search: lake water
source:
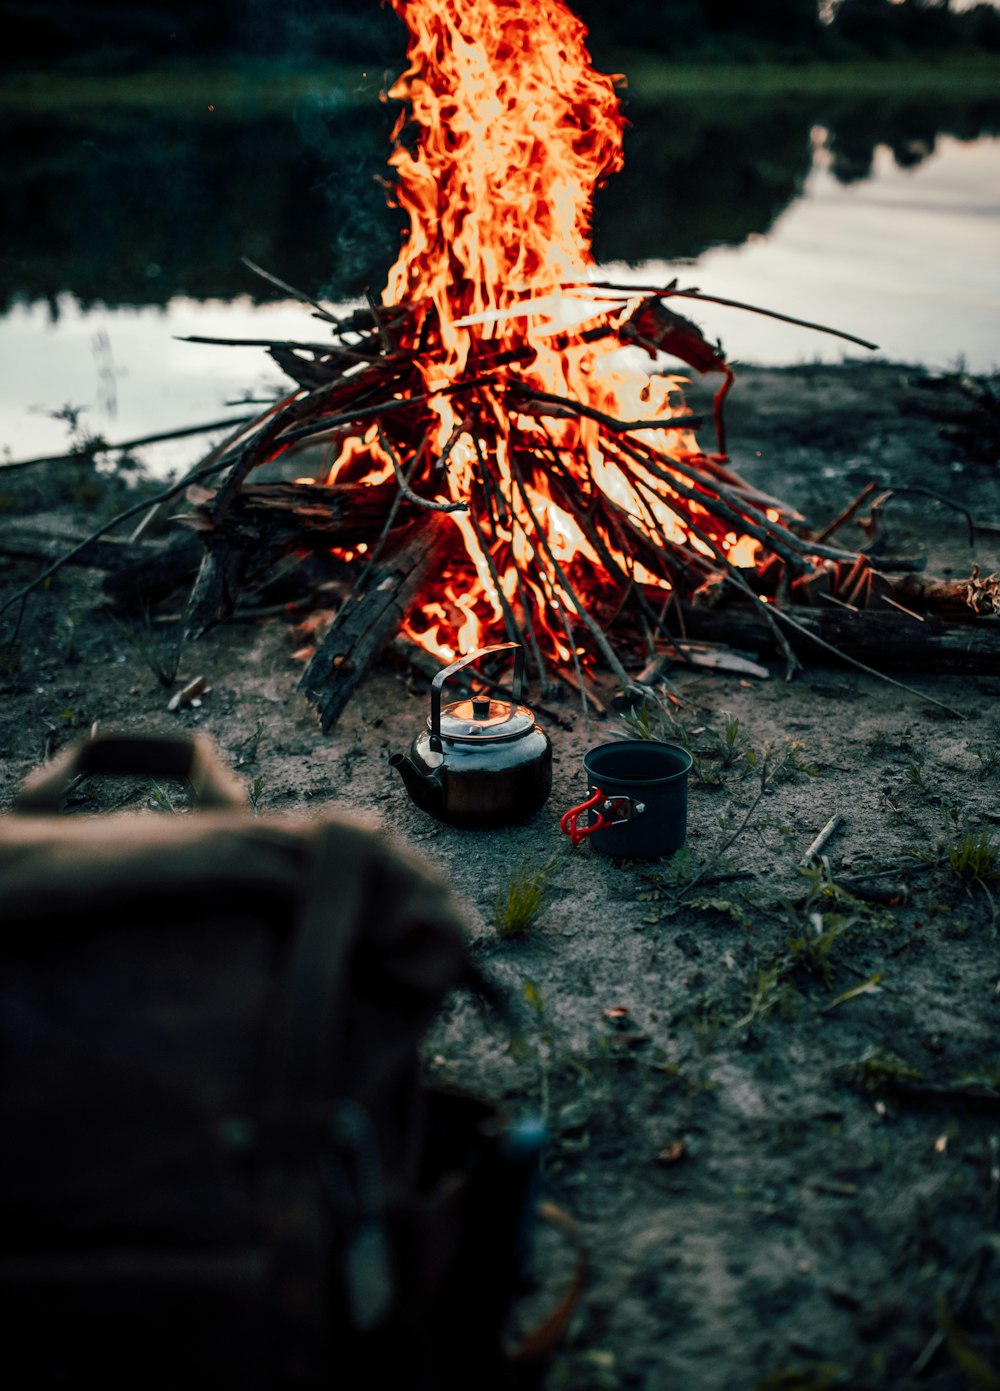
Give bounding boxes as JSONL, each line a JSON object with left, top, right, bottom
{"left": 1, "top": 80, "right": 998, "bottom": 469}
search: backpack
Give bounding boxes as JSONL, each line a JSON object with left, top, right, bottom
{"left": 0, "top": 732, "right": 577, "bottom": 1389}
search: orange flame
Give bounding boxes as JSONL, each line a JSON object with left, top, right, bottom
{"left": 328, "top": 0, "right": 757, "bottom": 667}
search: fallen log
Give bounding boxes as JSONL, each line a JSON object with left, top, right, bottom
{"left": 299, "top": 515, "right": 451, "bottom": 732}
{"left": 0, "top": 519, "right": 204, "bottom": 608}
{"left": 0, "top": 522, "right": 155, "bottom": 572}
{"left": 182, "top": 480, "right": 409, "bottom": 550}
{"left": 678, "top": 601, "right": 1000, "bottom": 675}
{"left": 180, "top": 481, "right": 413, "bottom": 638}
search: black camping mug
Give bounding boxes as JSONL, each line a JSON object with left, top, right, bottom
{"left": 560, "top": 740, "right": 694, "bottom": 858}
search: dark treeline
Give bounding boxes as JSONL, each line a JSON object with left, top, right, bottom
{"left": 4, "top": 0, "right": 1000, "bottom": 74}
{"left": 4, "top": 86, "right": 997, "bottom": 313}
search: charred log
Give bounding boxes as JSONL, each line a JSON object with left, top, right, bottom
{"left": 677, "top": 602, "right": 1000, "bottom": 675}
{"left": 299, "top": 515, "right": 451, "bottom": 733}
{"left": 180, "top": 481, "right": 415, "bottom": 637}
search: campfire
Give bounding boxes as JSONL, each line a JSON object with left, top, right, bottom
{"left": 160, "top": 0, "right": 998, "bottom": 725}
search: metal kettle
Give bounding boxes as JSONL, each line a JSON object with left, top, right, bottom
{"left": 389, "top": 643, "right": 552, "bottom": 826}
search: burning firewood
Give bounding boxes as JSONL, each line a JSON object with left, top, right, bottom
{"left": 158, "top": 0, "right": 878, "bottom": 710}
{"left": 159, "top": 0, "right": 1000, "bottom": 719}
{"left": 4, "top": 0, "right": 998, "bottom": 723}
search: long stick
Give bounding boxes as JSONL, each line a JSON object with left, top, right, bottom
{"left": 765, "top": 602, "right": 967, "bottom": 721}
{"left": 811, "top": 480, "right": 879, "bottom": 545}
{"left": 0, "top": 415, "right": 257, "bottom": 473}
{"left": 375, "top": 423, "right": 469, "bottom": 514}
{"left": 623, "top": 434, "right": 861, "bottom": 567}
{"left": 568, "top": 280, "right": 880, "bottom": 352}
{"left": 239, "top": 256, "right": 342, "bottom": 325}
{"left": 612, "top": 449, "right": 804, "bottom": 678}
{"left": 508, "top": 382, "right": 703, "bottom": 437}
{"left": 130, "top": 391, "right": 302, "bottom": 542}
{"left": 177, "top": 334, "right": 378, "bottom": 364}
{"left": 272, "top": 372, "right": 506, "bottom": 449}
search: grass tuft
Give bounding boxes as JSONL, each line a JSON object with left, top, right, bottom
{"left": 493, "top": 856, "right": 559, "bottom": 939}
{"left": 947, "top": 825, "right": 998, "bottom": 884}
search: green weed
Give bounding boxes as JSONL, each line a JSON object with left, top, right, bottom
{"left": 493, "top": 855, "right": 559, "bottom": 938}
{"left": 713, "top": 712, "right": 751, "bottom": 769}
{"left": 971, "top": 743, "right": 1000, "bottom": 779}
{"left": 866, "top": 728, "right": 891, "bottom": 757}
{"left": 839, "top": 1046, "right": 923, "bottom": 1093}
{"left": 233, "top": 722, "right": 265, "bottom": 767}
{"left": 946, "top": 825, "right": 998, "bottom": 884}
{"left": 733, "top": 963, "right": 799, "bottom": 1030}
{"left": 618, "top": 698, "right": 663, "bottom": 743}
{"left": 59, "top": 707, "right": 93, "bottom": 730}
{"left": 147, "top": 781, "right": 177, "bottom": 813}
{"left": 786, "top": 917, "right": 848, "bottom": 985}
{"left": 687, "top": 896, "right": 752, "bottom": 930}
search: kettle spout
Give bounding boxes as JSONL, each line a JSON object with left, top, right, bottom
{"left": 389, "top": 751, "right": 446, "bottom": 819}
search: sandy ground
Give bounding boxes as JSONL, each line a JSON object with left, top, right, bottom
{"left": 2, "top": 360, "right": 999, "bottom": 1389}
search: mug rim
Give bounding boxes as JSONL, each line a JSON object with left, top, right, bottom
{"left": 583, "top": 738, "right": 693, "bottom": 787}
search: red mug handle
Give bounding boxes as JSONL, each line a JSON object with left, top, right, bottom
{"left": 560, "top": 786, "right": 606, "bottom": 847}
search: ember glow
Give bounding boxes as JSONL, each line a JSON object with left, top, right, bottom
{"left": 325, "top": 0, "right": 784, "bottom": 670}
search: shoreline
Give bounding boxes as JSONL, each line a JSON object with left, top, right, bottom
{"left": 2, "top": 51, "right": 999, "bottom": 112}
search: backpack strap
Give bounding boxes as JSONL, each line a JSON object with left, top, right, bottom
{"left": 258, "top": 821, "right": 368, "bottom": 1386}
{"left": 14, "top": 731, "right": 247, "bottom": 813}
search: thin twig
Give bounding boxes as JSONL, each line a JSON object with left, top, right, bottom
{"left": 274, "top": 372, "right": 504, "bottom": 449}
{"left": 869, "top": 485, "right": 978, "bottom": 546}
{"left": 336, "top": 446, "right": 425, "bottom": 610}
{"left": 607, "top": 439, "right": 805, "bottom": 676}
{"left": 375, "top": 423, "right": 468, "bottom": 513}
{"left": 240, "top": 256, "right": 341, "bottom": 325}
{"left": 508, "top": 382, "right": 703, "bottom": 436}
{"left": 177, "top": 334, "right": 377, "bottom": 364}
{"left": 811, "top": 480, "right": 879, "bottom": 545}
{"left": 801, "top": 814, "right": 843, "bottom": 867}
{"left": 678, "top": 782, "right": 770, "bottom": 903}
{"left": 622, "top": 433, "right": 861, "bottom": 567}
{"left": 883, "top": 595, "right": 926, "bottom": 622}
{"left": 508, "top": 454, "right": 633, "bottom": 691}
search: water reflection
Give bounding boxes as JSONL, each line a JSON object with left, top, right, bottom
{"left": 595, "top": 85, "right": 1000, "bottom": 264}
{"left": 2, "top": 80, "right": 998, "bottom": 312}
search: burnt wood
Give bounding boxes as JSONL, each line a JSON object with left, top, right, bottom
{"left": 300, "top": 516, "right": 451, "bottom": 732}
{"left": 678, "top": 602, "right": 1000, "bottom": 675}
{"left": 181, "top": 482, "right": 411, "bottom": 638}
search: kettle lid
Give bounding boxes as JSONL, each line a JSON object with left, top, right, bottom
{"left": 434, "top": 695, "right": 535, "bottom": 743}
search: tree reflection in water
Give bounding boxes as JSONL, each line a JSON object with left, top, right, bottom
{"left": 1, "top": 83, "right": 997, "bottom": 315}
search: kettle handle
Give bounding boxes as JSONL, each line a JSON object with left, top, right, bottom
{"left": 430, "top": 643, "right": 524, "bottom": 751}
